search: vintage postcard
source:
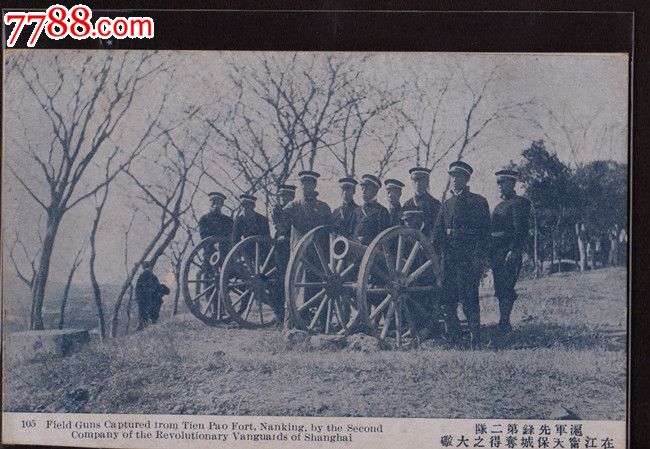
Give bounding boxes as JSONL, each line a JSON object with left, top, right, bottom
{"left": 1, "top": 22, "right": 629, "bottom": 449}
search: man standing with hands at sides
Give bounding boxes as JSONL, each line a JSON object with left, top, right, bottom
{"left": 354, "top": 174, "right": 390, "bottom": 246}
{"left": 276, "top": 170, "right": 332, "bottom": 329}
{"left": 490, "top": 169, "right": 531, "bottom": 334}
{"left": 198, "top": 192, "right": 233, "bottom": 241}
{"left": 277, "top": 171, "right": 333, "bottom": 249}
{"left": 198, "top": 191, "right": 233, "bottom": 276}
{"left": 403, "top": 167, "right": 441, "bottom": 237}
{"left": 271, "top": 184, "right": 296, "bottom": 242}
{"left": 384, "top": 179, "right": 405, "bottom": 227}
{"left": 332, "top": 177, "right": 361, "bottom": 238}
{"left": 271, "top": 184, "right": 297, "bottom": 286}
{"left": 433, "top": 161, "right": 490, "bottom": 348}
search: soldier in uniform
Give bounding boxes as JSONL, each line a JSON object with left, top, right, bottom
{"left": 276, "top": 171, "right": 332, "bottom": 328}
{"left": 332, "top": 177, "right": 361, "bottom": 238}
{"left": 198, "top": 192, "right": 233, "bottom": 277}
{"left": 354, "top": 174, "right": 390, "bottom": 246}
{"left": 490, "top": 169, "right": 531, "bottom": 333}
{"left": 271, "top": 184, "right": 296, "bottom": 242}
{"left": 384, "top": 179, "right": 405, "bottom": 227}
{"left": 231, "top": 194, "right": 271, "bottom": 242}
{"left": 271, "top": 184, "right": 297, "bottom": 309}
{"left": 277, "top": 170, "right": 333, "bottom": 248}
{"left": 403, "top": 167, "right": 441, "bottom": 237}
{"left": 432, "top": 161, "right": 490, "bottom": 347}
{"left": 198, "top": 192, "right": 233, "bottom": 240}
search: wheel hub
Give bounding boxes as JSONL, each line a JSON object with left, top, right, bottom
{"left": 324, "top": 273, "right": 343, "bottom": 295}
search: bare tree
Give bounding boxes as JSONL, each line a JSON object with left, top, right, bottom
{"left": 110, "top": 126, "right": 207, "bottom": 337}
{"left": 323, "top": 82, "right": 401, "bottom": 177}
{"left": 439, "top": 61, "right": 536, "bottom": 200}
{"left": 57, "top": 244, "right": 85, "bottom": 330}
{"left": 7, "top": 229, "right": 41, "bottom": 290}
{"left": 168, "top": 229, "right": 194, "bottom": 316}
{"left": 5, "top": 51, "right": 168, "bottom": 330}
{"left": 400, "top": 69, "right": 453, "bottom": 168}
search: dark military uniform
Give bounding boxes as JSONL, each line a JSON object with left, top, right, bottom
{"left": 354, "top": 201, "right": 390, "bottom": 246}
{"left": 403, "top": 194, "right": 441, "bottom": 237}
{"left": 332, "top": 201, "right": 361, "bottom": 238}
{"left": 490, "top": 192, "right": 531, "bottom": 328}
{"left": 231, "top": 211, "right": 271, "bottom": 242}
{"left": 198, "top": 210, "right": 233, "bottom": 241}
{"left": 388, "top": 203, "right": 402, "bottom": 227}
{"left": 272, "top": 203, "right": 291, "bottom": 241}
{"left": 432, "top": 187, "right": 490, "bottom": 337}
{"left": 271, "top": 184, "right": 296, "bottom": 242}
{"left": 279, "top": 193, "right": 333, "bottom": 248}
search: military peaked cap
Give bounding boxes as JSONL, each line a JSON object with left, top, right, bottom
{"left": 278, "top": 184, "right": 297, "bottom": 193}
{"left": 408, "top": 167, "right": 431, "bottom": 179}
{"left": 448, "top": 160, "right": 473, "bottom": 176}
{"left": 384, "top": 178, "right": 405, "bottom": 189}
{"left": 360, "top": 174, "right": 382, "bottom": 188}
{"left": 240, "top": 194, "right": 257, "bottom": 203}
{"left": 338, "top": 177, "right": 358, "bottom": 186}
{"left": 298, "top": 170, "right": 321, "bottom": 180}
{"left": 208, "top": 192, "right": 227, "bottom": 201}
{"left": 495, "top": 169, "right": 519, "bottom": 180}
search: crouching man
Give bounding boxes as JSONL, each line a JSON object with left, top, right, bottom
{"left": 135, "top": 260, "right": 170, "bottom": 329}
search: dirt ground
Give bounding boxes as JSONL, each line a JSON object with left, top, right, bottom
{"left": 3, "top": 267, "right": 627, "bottom": 420}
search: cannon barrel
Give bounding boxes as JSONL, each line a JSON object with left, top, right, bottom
{"left": 331, "top": 235, "right": 367, "bottom": 260}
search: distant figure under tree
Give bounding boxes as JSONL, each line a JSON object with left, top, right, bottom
{"left": 135, "top": 261, "right": 170, "bottom": 330}
{"left": 608, "top": 225, "right": 619, "bottom": 266}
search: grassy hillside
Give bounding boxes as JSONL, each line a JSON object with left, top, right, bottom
{"left": 3, "top": 267, "right": 626, "bottom": 420}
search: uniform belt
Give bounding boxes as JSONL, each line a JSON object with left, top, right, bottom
{"left": 446, "top": 228, "right": 480, "bottom": 236}
{"left": 491, "top": 231, "right": 508, "bottom": 238}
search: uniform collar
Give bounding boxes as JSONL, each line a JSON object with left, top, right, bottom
{"left": 451, "top": 186, "right": 470, "bottom": 196}
{"left": 500, "top": 191, "right": 516, "bottom": 200}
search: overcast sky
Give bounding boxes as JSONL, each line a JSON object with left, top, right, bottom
{"left": 3, "top": 51, "right": 628, "bottom": 286}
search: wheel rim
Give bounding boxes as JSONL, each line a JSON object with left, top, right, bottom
{"left": 182, "top": 236, "right": 230, "bottom": 325}
{"left": 220, "top": 236, "right": 281, "bottom": 328}
{"left": 357, "top": 226, "right": 441, "bottom": 347}
{"left": 286, "top": 225, "right": 360, "bottom": 335}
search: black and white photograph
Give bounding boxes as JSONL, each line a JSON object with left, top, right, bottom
{"left": 1, "top": 7, "right": 635, "bottom": 440}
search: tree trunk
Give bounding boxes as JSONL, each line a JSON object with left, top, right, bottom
{"left": 125, "top": 284, "right": 134, "bottom": 333}
{"left": 89, "top": 243, "right": 106, "bottom": 341}
{"left": 57, "top": 257, "right": 80, "bottom": 330}
{"left": 533, "top": 213, "right": 539, "bottom": 278}
{"left": 111, "top": 219, "right": 182, "bottom": 337}
{"left": 172, "top": 269, "right": 181, "bottom": 316}
{"left": 30, "top": 213, "right": 61, "bottom": 330}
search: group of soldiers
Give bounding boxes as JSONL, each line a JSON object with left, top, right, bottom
{"left": 198, "top": 160, "right": 531, "bottom": 346}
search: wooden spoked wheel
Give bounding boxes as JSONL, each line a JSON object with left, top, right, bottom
{"left": 286, "top": 225, "right": 361, "bottom": 335}
{"left": 182, "top": 236, "right": 230, "bottom": 326}
{"left": 220, "top": 236, "right": 282, "bottom": 328}
{"left": 357, "top": 226, "right": 441, "bottom": 347}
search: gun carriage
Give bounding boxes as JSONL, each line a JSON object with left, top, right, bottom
{"left": 182, "top": 224, "right": 442, "bottom": 347}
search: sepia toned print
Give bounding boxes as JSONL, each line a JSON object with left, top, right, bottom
{"left": 2, "top": 51, "right": 627, "bottom": 427}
